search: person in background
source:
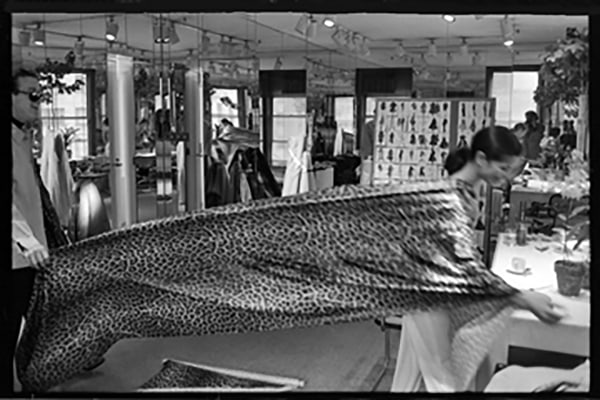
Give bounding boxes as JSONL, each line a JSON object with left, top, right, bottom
{"left": 559, "top": 120, "right": 577, "bottom": 150}
{"left": 391, "top": 126, "right": 563, "bottom": 393}
{"left": 523, "top": 111, "right": 544, "bottom": 161}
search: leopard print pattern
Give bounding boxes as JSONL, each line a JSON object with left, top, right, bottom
{"left": 16, "top": 181, "right": 518, "bottom": 392}
{"left": 139, "top": 360, "right": 283, "bottom": 390}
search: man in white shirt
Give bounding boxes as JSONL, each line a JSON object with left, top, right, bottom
{"left": 3, "top": 68, "right": 49, "bottom": 394}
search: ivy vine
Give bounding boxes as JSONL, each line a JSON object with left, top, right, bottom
{"left": 36, "top": 51, "right": 85, "bottom": 104}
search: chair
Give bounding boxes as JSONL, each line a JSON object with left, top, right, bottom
{"left": 372, "top": 316, "right": 403, "bottom": 390}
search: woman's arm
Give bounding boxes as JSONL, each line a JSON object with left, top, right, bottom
{"left": 510, "top": 291, "right": 563, "bottom": 324}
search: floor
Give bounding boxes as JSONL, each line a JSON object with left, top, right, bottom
{"left": 49, "top": 322, "right": 400, "bottom": 393}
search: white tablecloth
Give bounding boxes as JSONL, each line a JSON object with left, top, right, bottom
{"left": 489, "top": 233, "right": 590, "bottom": 363}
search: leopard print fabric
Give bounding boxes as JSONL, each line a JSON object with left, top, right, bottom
{"left": 16, "top": 181, "right": 518, "bottom": 392}
{"left": 139, "top": 360, "right": 286, "bottom": 390}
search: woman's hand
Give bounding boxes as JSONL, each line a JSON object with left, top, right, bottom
{"left": 511, "top": 291, "right": 564, "bottom": 324}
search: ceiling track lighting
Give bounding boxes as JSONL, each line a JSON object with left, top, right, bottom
{"left": 169, "top": 21, "right": 180, "bottom": 45}
{"left": 442, "top": 15, "right": 456, "bottom": 23}
{"left": 323, "top": 16, "right": 336, "bottom": 28}
{"left": 153, "top": 17, "right": 171, "bottom": 44}
{"left": 446, "top": 52, "right": 453, "bottom": 64}
{"left": 427, "top": 39, "right": 437, "bottom": 57}
{"left": 32, "top": 25, "right": 45, "bottom": 46}
{"left": 105, "top": 16, "right": 119, "bottom": 42}
{"left": 74, "top": 36, "right": 85, "bottom": 55}
{"left": 501, "top": 16, "right": 515, "bottom": 47}
{"left": 274, "top": 57, "right": 283, "bottom": 70}
{"left": 472, "top": 52, "right": 483, "bottom": 66}
{"left": 395, "top": 40, "right": 406, "bottom": 58}
{"left": 18, "top": 30, "right": 31, "bottom": 46}
{"left": 460, "top": 38, "right": 469, "bottom": 56}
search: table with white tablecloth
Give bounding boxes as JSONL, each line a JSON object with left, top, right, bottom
{"left": 489, "top": 233, "right": 590, "bottom": 366}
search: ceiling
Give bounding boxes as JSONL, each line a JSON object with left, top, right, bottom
{"left": 12, "top": 13, "right": 587, "bottom": 69}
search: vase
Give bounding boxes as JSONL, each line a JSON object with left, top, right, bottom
{"left": 581, "top": 261, "right": 590, "bottom": 290}
{"left": 554, "top": 259, "right": 585, "bottom": 296}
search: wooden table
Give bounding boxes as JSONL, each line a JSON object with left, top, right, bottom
{"left": 489, "top": 233, "right": 590, "bottom": 365}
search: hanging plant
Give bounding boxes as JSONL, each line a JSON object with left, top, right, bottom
{"left": 534, "top": 27, "right": 588, "bottom": 108}
{"left": 36, "top": 51, "right": 85, "bottom": 104}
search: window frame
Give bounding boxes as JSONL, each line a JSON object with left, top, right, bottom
{"left": 485, "top": 65, "right": 541, "bottom": 126}
{"left": 38, "top": 69, "right": 96, "bottom": 158}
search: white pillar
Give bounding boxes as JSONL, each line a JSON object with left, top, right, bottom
{"left": 184, "top": 67, "right": 206, "bottom": 211}
{"left": 106, "top": 53, "right": 137, "bottom": 228}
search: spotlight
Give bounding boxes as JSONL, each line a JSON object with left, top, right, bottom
{"left": 501, "top": 16, "right": 515, "bottom": 47}
{"left": 295, "top": 14, "right": 309, "bottom": 35}
{"left": 427, "top": 39, "right": 437, "bottom": 57}
{"left": 169, "top": 21, "right": 180, "bottom": 45}
{"left": 274, "top": 57, "right": 283, "bottom": 70}
{"left": 306, "top": 17, "right": 318, "bottom": 38}
{"left": 472, "top": 52, "right": 483, "bottom": 66}
{"left": 18, "top": 30, "right": 31, "bottom": 46}
{"left": 331, "top": 27, "right": 344, "bottom": 46}
{"left": 201, "top": 33, "right": 211, "bottom": 52}
{"left": 323, "top": 17, "right": 336, "bottom": 28}
{"left": 460, "top": 38, "right": 469, "bottom": 56}
{"left": 446, "top": 52, "right": 453, "bottom": 64}
{"left": 74, "top": 36, "right": 85, "bottom": 55}
{"left": 32, "top": 26, "right": 45, "bottom": 46}
{"left": 105, "top": 17, "right": 119, "bottom": 42}
{"left": 395, "top": 40, "right": 406, "bottom": 58}
{"left": 442, "top": 15, "right": 456, "bottom": 23}
{"left": 153, "top": 17, "right": 170, "bottom": 44}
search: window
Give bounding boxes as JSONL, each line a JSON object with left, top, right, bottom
{"left": 211, "top": 88, "right": 240, "bottom": 134}
{"left": 490, "top": 71, "right": 539, "bottom": 128}
{"left": 271, "top": 97, "right": 307, "bottom": 168}
{"left": 334, "top": 96, "right": 355, "bottom": 133}
{"left": 39, "top": 73, "right": 89, "bottom": 161}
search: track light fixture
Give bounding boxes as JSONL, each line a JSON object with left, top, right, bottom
{"left": 395, "top": 40, "right": 406, "bottom": 58}
{"left": 442, "top": 15, "right": 456, "bottom": 23}
{"left": 74, "top": 36, "right": 85, "bottom": 55}
{"left": 105, "top": 17, "right": 119, "bottom": 42}
{"left": 460, "top": 38, "right": 469, "bottom": 56}
{"left": 427, "top": 39, "right": 437, "bottom": 57}
{"left": 153, "top": 17, "right": 170, "bottom": 44}
{"left": 501, "top": 16, "right": 515, "bottom": 47}
{"left": 274, "top": 57, "right": 283, "bottom": 70}
{"left": 32, "top": 25, "right": 45, "bottom": 46}
{"left": 323, "top": 16, "right": 336, "bottom": 28}
{"left": 18, "top": 30, "right": 31, "bottom": 46}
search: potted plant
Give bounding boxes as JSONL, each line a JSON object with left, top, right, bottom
{"left": 553, "top": 150, "right": 590, "bottom": 295}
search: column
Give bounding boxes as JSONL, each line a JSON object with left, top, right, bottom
{"left": 106, "top": 53, "right": 137, "bottom": 229}
{"left": 184, "top": 67, "right": 206, "bottom": 211}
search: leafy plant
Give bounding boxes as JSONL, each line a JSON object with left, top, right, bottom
{"left": 534, "top": 27, "right": 588, "bottom": 108}
{"left": 36, "top": 51, "right": 85, "bottom": 104}
{"left": 554, "top": 151, "right": 590, "bottom": 255}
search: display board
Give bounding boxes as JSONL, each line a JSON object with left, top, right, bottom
{"left": 372, "top": 98, "right": 495, "bottom": 186}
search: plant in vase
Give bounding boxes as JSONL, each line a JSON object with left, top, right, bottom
{"left": 553, "top": 150, "right": 590, "bottom": 295}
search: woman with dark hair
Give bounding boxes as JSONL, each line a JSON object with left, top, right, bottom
{"left": 392, "top": 126, "right": 562, "bottom": 392}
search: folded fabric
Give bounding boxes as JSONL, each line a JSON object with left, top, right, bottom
{"left": 138, "top": 359, "right": 304, "bottom": 392}
{"left": 16, "top": 181, "right": 517, "bottom": 392}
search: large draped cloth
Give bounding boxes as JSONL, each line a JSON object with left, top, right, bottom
{"left": 16, "top": 181, "right": 517, "bottom": 392}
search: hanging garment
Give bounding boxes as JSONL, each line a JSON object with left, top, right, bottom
{"left": 176, "top": 142, "right": 186, "bottom": 209}
{"left": 242, "top": 148, "right": 281, "bottom": 200}
{"left": 16, "top": 180, "right": 517, "bottom": 392}
{"left": 33, "top": 162, "right": 70, "bottom": 249}
{"left": 281, "top": 134, "right": 313, "bottom": 197}
{"left": 40, "top": 132, "right": 74, "bottom": 228}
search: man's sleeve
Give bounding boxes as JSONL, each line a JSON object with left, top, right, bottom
{"left": 12, "top": 203, "right": 42, "bottom": 252}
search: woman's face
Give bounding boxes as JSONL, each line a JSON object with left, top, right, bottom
{"left": 476, "top": 152, "right": 519, "bottom": 188}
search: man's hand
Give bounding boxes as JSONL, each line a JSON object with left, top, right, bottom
{"left": 23, "top": 244, "right": 49, "bottom": 268}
